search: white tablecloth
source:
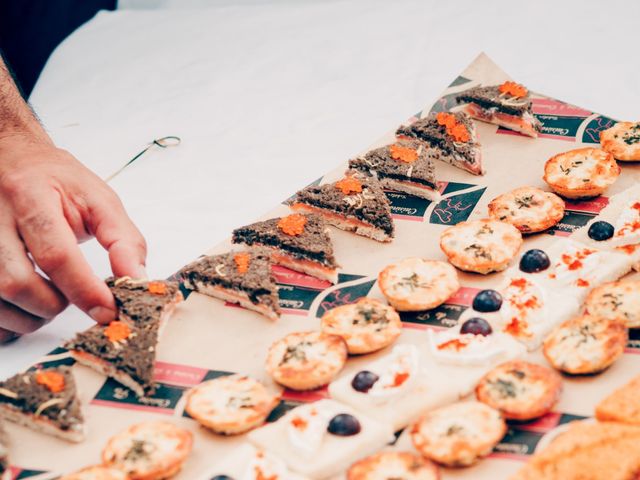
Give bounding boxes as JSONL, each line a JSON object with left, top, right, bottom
{"left": 1, "top": 0, "right": 639, "bottom": 377}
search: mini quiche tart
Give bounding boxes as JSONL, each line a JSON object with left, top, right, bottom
{"left": 59, "top": 466, "right": 129, "bottom": 480}
{"left": 410, "top": 401, "right": 506, "bottom": 467}
{"left": 543, "top": 147, "right": 620, "bottom": 199}
{"left": 475, "top": 360, "right": 562, "bottom": 421}
{"left": 543, "top": 315, "right": 628, "bottom": 375}
{"left": 600, "top": 121, "right": 640, "bottom": 161}
{"left": 584, "top": 281, "right": 640, "bottom": 328}
{"left": 488, "top": 186, "right": 565, "bottom": 233}
{"left": 378, "top": 258, "right": 459, "bottom": 311}
{"left": 266, "top": 331, "right": 348, "bottom": 390}
{"left": 185, "top": 374, "right": 280, "bottom": 435}
{"left": 347, "top": 451, "right": 440, "bottom": 480}
{"left": 320, "top": 297, "right": 402, "bottom": 354}
{"left": 102, "top": 421, "right": 193, "bottom": 480}
{"left": 439, "top": 219, "right": 523, "bottom": 274}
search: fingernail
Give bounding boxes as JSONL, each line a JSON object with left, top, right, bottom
{"left": 134, "top": 264, "right": 148, "bottom": 279}
{"left": 89, "top": 306, "right": 117, "bottom": 324}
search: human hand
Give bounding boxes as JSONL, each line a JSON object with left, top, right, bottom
{"left": 0, "top": 134, "right": 147, "bottom": 342}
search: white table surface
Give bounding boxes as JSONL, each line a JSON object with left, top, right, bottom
{"left": 1, "top": 0, "right": 639, "bottom": 378}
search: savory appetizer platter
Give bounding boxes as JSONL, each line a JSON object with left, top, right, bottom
{"left": 3, "top": 54, "right": 640, "bottom": 480}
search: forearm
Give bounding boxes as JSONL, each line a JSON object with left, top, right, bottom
{"left": 0, "top": 55, "right": 50, "bottom": 143}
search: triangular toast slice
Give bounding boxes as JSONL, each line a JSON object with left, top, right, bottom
{"left": 456, "top": 82, "right": 542, "bottom": 138}
{"left": 291, "top": 171, "right": 395, "bottom": 242}
{"left": 232, "top": 213, "right": 340, "bottom": 284}
{"left": 596, "top": 375, "right": 640, "bottom": 425}
{"left": 66, "top": 321, "right": 160, "bottom": 398}
{"left": 396, "top": 111, "right": 484, "bottom": 175}
{"left": 349, "top": 139, "right": 441, "bottom": 202}
{"left": 0, "top": 366, "right": 85, "bottom": 442}
{"left": 106, "top": 277, "right": 183, "bottom": 332}
{"left": 179, "top": 249, "right": 281, "bottom": 321}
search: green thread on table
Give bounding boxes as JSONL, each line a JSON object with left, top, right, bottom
{"left": 104, "top": 135, "right": 181, "bottom": 182}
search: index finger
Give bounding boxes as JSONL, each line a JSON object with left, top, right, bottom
{"left": 15, "top": 192, "right": 116, "bottom": 324}
{"left": 88, "top": 192, "right": 147, "bottom": 279}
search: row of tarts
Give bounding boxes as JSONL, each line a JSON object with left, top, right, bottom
{"left": 1, "top": 81, "right": 640, "bottom": 479}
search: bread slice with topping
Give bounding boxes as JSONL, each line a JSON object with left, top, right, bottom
{"left": 60, "top": 466, "right": 129, "bottom": 480}
{"left": 495, "top": 273, "right": 579, "bottom": 351}
{"left": 232, "top": 213, "right": 340, "bottom": 284}
{"left": 66, "top": 320, "right": 160, "bottom": 397}
{"left": 291, "top": 171, "right": 395, "bottom": 242}
{"left": 349, "top": 140, "right": 441, "bottom": 201}
{"left": 600, "top": 121, "right": 640, "bottom": 161}
{"left": 396, "top": 111, "right": 483, "bottom": 175}
{"left": 571, "top": 183, "right": 640, "bottom": 270}
{"left": 107, "top": 277, "right": 183, "bottom": 332}
{"left": 202, "top": 443, "right": 308, "bottom": 480}
{"left": 180, "top": 249, "right": 281, "bottom": 321}
{"left": 542, "top": 239, "right": 633, "bottom": 303}
{"left": 595, "top": 375, "right": 640, "bottom": 425}
{"left": 329, "top": 344, "right": 459, "bottom": 432}
{"left": 248, "top": 399, "right": 394, "bottom": 479}
{"left": 0, "top": 366, "right": 85, "bottom": 442}
{"left": 511, "top": 421, "right": 640, "bottom": 480}
{"left": 456, "top": 81, "right": 542, "bottom": 137}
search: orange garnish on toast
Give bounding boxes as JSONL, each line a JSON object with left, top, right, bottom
{"left": 335, "top": 176, "right": 363, "bottom": 195}
{"left": 499, "top": 81, "right": 528, "bottom": 98}
{"left": 277, "top": 214, "right": 307, "bottom": 236}
{"left": 104, "top": 321, "right": 132, "bottom": 342}
{"left": 147, "top": 281, "right": 167, "bottom": 295}
{"left": 436, "top": 112, "right": 470, "bottom": 143}
{"left": 35, "top": 371, "right": 65, "bottom": 393}
{"left": 234, "top": 252, "right": 251, "bottom": 274}
{"left": 389, "top": 144, "right": 419, "bottom": 163}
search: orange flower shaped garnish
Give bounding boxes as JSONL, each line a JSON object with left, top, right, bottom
{"left": 449, "top": 123, "right": 470, "bottom": 143}
{"left": 105, "top": 321, "right": 131, "bottom": 342}
{"left": 389, "top": 144, "right": 418, "bottom": 163}
{"left": 436, "top": 112, "right": 457, "bottom": 129}
{"left": 335, "top": 176, "right": 363, "bottom": 195}
{"left": 35, "top": 371, "right": 65, "bottom": 393}
{"left": 277, "top": 213, "right": 307, "bottom": 236}
{"left": 436, "top": 112, "right": 470, "bottom": 143}
{"left": 234, "top": 252, "right": 251, "bottom": 274}
{"left": 148, "top": 281, "right": 167, "bottom": 295}
{"left": 498, "top": 81, "right": 528, "bottom": 98}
